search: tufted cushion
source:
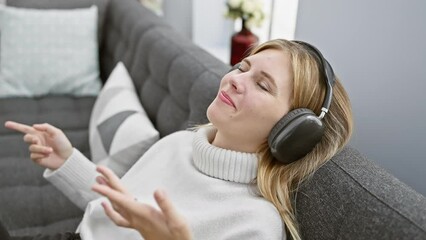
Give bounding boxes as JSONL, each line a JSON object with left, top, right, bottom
{"left": 296, "top": 146, "right": 426, "bottom": 240}
{"left": 98, "top": 0, "right": 228, "bottom": 137}
{"left": 0, "top": 96, "right": 95, "bottom": 236}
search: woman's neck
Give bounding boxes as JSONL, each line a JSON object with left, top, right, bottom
{"left": 211, "top": 130, "right": 260, "bottom": 153}
{"left": 193, "top": 126, "right": 259, "bottom": 183}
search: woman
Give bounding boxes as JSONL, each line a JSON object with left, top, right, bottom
{"left": 3, "top": 39, "right": 353, "bottom": 240}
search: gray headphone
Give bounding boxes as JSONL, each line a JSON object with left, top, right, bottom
{"left": 268, "top": 40, "right": 335, "bottom": 164}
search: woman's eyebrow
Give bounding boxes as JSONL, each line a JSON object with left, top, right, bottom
{"left": 260, "top": 70, "right": 278, "bottom": 90}
{"left": 242, "top": 58, "right": 251, "bottom": 67}
{"left": 244, "top": 58, "right": 278, "bottom": 92}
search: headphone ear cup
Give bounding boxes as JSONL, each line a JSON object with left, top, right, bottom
{"left": 268, "top": 108, "right": 325, "bottom": 164}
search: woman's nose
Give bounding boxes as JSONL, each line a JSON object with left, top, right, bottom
{"left": 230, "top": 75, "right": 245, "bottom": 93}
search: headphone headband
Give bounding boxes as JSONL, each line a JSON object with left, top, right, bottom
{"left": 292, "top": 40, "right": 335, "bottom": 119}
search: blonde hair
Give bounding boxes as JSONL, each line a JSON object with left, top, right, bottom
{"left": 250, "top": 39, "right": 353, "bottom": 240}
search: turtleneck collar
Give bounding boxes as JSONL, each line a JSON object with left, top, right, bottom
{"left": 192, "top": 126, "right": 258, "bottom": 184}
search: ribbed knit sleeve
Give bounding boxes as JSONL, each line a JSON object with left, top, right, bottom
{"left": 43, "top": 148, "right": 100, "bottom": 210}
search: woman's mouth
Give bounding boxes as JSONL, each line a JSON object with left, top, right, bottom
{"left": 219, "top": 91, "right": 236, "bottom": 108}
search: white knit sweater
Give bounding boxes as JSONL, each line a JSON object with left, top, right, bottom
{"left": 44, "top": 126, "right": 285, "bottom": 240}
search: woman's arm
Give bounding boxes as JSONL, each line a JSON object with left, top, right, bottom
{"left": 92, "top": 166, "right": 192, "bottom": 240}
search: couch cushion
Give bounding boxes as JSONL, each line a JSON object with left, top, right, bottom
{"left": 296, "top": 146, "right": 426, "bottom": 240}
{"left": 0, "top": 96, "right": 96, "bottom": 236}
{"left": 0, "top": 5, "right": 102, "bottom": 98}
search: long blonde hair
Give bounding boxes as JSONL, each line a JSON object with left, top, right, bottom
{"left": 251, "top": 39, "right": 353, "bottom": 240}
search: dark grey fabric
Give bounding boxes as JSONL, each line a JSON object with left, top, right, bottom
{"left": 1, "top": 220, "right": 11, "bottom": 239}
{"left": 296, "top": 146, "right": 426, "bottom": 239}
{"left": 10, "top": 232, "right": 81, "bottom": 240}
{"left": 0, "top": 97, "right": 95, "bottom": 236}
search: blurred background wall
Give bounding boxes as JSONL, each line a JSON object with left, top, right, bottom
{"left": 294, "top": 0, "right": 426, "bottom": 196}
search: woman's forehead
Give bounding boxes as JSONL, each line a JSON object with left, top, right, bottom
{"left": 248, "top": 48, "right": 289, "bottom": 63}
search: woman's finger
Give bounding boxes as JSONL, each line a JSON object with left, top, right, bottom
{"left": 33, "top": 123, "right": 59, "bottom": 137}
{"left": 154, "top": 189, "right": 187, "bottom": 230}
{"left": 101, "top": 201, "right": 131, "bottom": 227}
{"left": 29, "top": 144, "right": 53, "bottom": 155}
{"left": 96, "top": 166, "right": 129, "bottom": 194}
{"left": 154, "top": 190, "right": 178, "bottom": 221}
{"left": 30, "top": 153, "right": 48, "bottom": 161}
{"left": 92, "top": 183, "right": 130, "bottom": 206}
{"left": 96, "top": 176, "right": 109, "bottom": 186}
{"left": 92, "top": 183, "right": 127, "bottom": 212}
{"left": 4, "top": 121, "right": 35, "bottom": 134}
{"left": 154, "top": 189, "right": 192, "bottom": 238}
{"left": 23, "top": 134, "right": 41, "bottom": 145}
{"left": 93, "top": 183, "right": 153, "bottom": 220}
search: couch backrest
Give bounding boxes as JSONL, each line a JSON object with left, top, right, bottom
{"left": 297, "top": 146, "right": 426, "bottom": 239}
{"left": 99, "top": 0, "right": 228, "bottom": 137}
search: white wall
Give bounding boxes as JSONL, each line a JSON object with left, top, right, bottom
{"left": 163, "top": 0, "right": 300, "bottom": 64}
{"left": 192, "top": 0, "right": 234, "bottom": 63}
{"left": 192, "top": 0, "right": 233, "bottom": 49}
{"left": 162, "top": 0, "right": 193, "bottom": 39}
{"left": 295, "top": 0, "right": 426, "bottom": 195}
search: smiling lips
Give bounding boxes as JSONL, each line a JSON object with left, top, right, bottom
{"left": 219, "top": 91, "right": 236, "bottom": 108}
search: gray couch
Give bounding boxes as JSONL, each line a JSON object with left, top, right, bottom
{"left": 0, "top": 0, "right": 425, "bottom": 239}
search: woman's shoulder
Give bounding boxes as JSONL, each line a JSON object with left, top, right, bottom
{"left": 150, "top": 129, "right": 196, "bottom": 148}
{"left": 161, "top": 129, "right": 196, "bottom": 141}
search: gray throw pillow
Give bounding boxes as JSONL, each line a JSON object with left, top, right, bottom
{"left": 0, "top": 5, "right": 102, "bottom": 97}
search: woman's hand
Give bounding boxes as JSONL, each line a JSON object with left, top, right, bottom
{"left": 92, "top": 166, "right": 192, "bottom": 240}
{"left": 4, "top": 121, "right": 73, "bottom": 170}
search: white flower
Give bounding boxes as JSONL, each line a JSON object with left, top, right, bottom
{"left": 241, "top": 0, "right": 256, "bottom": 14}
{"left": 225, "top": 0, "right": 265, "bottom": 28}
{"left": 228, "top": 0, "right": 242, "bottom": 9}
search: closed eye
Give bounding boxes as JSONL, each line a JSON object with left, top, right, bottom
{"left": 237, "top": 63, "right": 247, "bottom": 72}
{"left": 257, "top": 81, "right": 269, "bottom": 92}
{"left": 237, "top": 64, "right": 244, "bottom": 72}
{"left": 238, "top": 61, "right": 250, "bottom": 72}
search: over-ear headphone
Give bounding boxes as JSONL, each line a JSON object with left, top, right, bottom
{"left": 268, "top": 40, "right": 336, "bottom": 164}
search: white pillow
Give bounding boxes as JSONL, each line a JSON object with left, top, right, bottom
{"left": 0, "top": 5, "right": 102, "bottom": 97}
{"left": 89, "top": 62, "right": 159, "bottom": 177}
